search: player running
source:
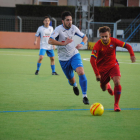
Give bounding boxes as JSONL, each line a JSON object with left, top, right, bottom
{"left": 48, "top": 11, "right": 89, "bottom": 105}
{"left": 90, "top": 26, "right": 136, "bottom": 111}
{"left": 34, "top": 16, "right": 58, "bottom": 75}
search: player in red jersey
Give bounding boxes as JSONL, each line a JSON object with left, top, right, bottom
{"left": 90, "top": 26, "right": 136, "bottom": 112}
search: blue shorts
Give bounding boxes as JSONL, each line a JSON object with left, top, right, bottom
{"left": 59, "top": 53, "right": 83, "bottom": 80}
{"left": 39, "top": 49, "right": 55, "bottom": 57}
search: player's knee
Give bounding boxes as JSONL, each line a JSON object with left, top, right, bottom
{"left": 114, "top": 80, "right": 120, "bottom": 86}
{"left": 50, "top": 57, "right": 54, "bottom": 61}
{"left": 100, "top": 85, "right": 106, "bottom": 91}
{"left": 76, "top": 67, "right": 84, "bottom": 75}
{"left": 102, "top": 87, "right": 106, "bottom": 91}
{"left": 115, "top": 81, "right": 120, "bottom": 86}
{"left": 39, "top": 56, "right": 44, "bottom": 60}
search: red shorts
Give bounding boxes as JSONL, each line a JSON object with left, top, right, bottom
{"left": 100, "top": 65, "right": 121, "bottom": 87}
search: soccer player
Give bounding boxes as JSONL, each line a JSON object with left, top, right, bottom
{"left": 48, "top": 11, "right": 89, "bottom": 105}
{"left": 90, "top": 26, "right": 136, "bottom": 111}
{"left": 34, "top": 16, "right": 58, "bottom": 75}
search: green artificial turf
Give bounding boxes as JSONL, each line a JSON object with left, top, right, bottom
{"left": 0, "top": 49, "right": 140, "bottom": 140}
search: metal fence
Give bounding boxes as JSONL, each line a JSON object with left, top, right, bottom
{"left": 0, "top": 15, "right": 140, "bottom": 43}
{"left": 87, "top": 19, "right": 140, "bottom": 43}
{"left": 0, "top": 15, "right": 60, "bottom": 32}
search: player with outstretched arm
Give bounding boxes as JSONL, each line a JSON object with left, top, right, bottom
{"left": 90, "top": 26, "right": 136, "bottom": 111}
{"left": 48, "top": 11, "right": 89, "bottom": 105}
{"left": 34, "top": 16, "right": 58, "bottom": 75}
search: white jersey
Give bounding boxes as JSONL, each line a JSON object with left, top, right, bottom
{"left": 50, "top": 24, "right": 85, "bottom": 61}
{"left": 35, "top": 25, "right": 53, "bottom": 50}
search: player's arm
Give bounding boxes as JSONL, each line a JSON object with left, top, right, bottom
{"left": 124, "top": 43, "right": 136, "bottom": 63}
{"left": 48, "top": 38, "right": 73, "bottom": 46}
{"left": 34, "top": 27, "right": 40, "bottom": 45}
{"left": 34, "top": 36, "right": 38, "bottom": 45}
{"left": 116, "top": 39, "right": 136, "bottom": 63}
{"left": 74, "top": 26, "right": 88, "bottom": 49}
{"left": 49, "top": 28, "right": 73, "bottom": 46}
{"left": 76, "top": 35, "right": 88, "bottom": 49}
{"left": 90, "top": 48, "right": 101, "bottom": 81}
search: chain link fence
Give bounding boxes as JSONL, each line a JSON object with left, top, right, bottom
{"left": 0, "top": 15, "right": 61, "bottom": 32}
{"left": 87, "top": 19, "right": 140, "bottom": 43}
{"left": 0, "top": 15, "right": 140, "bottom": 43}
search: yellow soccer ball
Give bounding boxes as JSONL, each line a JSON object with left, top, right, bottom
{"left": 90, "top": 103, "right": 104, "bottom": 116}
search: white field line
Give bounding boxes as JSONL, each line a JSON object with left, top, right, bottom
{"left": 83, "top": 58, "right": 140, "bottom": 64}
{"left": 0, "top": 53, "right": 59, "bottom": 58}
{"left": 0, "top": 53, "right": 139, "bottom": 64}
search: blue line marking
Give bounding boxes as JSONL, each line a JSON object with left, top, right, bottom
{"left": 0, "top": 108, "right": 140, "bottom": 113}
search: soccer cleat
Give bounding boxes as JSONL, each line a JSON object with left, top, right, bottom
{"left": 114, "top": 104, "right": 121, "bottom": 112}
{"left": 83, "top": 97, "right": 89, "bottom": 105}
{"left": 73, "top": 86, "right": 79, "bottom": 96}
{"left": 35, "top": 70, "right": 39, "bottom": 75}
{"left": 107, "top": 88, "right": 114, "bottom": 96}
{"left": 52, "top": 72, "right": 59, "bottom": 75}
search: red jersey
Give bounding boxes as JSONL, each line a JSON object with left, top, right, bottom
{"left": 90, "top": 37, "right": 134, "bottom": 75}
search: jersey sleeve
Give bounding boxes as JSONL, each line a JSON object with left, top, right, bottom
{"left": 74, "top": 26, "right": 85, "bottom": 38}
{"left": 115, "top": 38, "right": 134, "bottom": 56}
{"left": 50, "top": 27, "right": 59, "bottom": 40}
{"left": 90, "top": 43, "right": 100, "bottom": 76}
{"left": 91, "top": 43, "right": 98, "bottom": 59}
{"left": 114, "top": 38, "right": 126, "bottom": 48}
{"left": 35, "top": 27, "right": 40, "bottom": 37}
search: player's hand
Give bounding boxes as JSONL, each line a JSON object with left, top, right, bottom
{"left": 96, "top": 75, "right": 101, "bottom": 81}
{"left": 34, "top": 41, "right": 37, "bottom": 45}
{"left": 63, "top": 38, "right": 73, "bottom": 45}
{"left": 131, "top": 56, "right": 136, "bottom": 63}
{"left": 76, "top": 44, "right": 83, "bottom": 49}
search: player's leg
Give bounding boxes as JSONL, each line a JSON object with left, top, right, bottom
{"left": 68, "top": 76, "right": 79, "bottom": 96}
{"left": 35, "top": 49, "right": 46, "bottom": 75}
{"left": 71, "top": 53, "right": 89, "bottom": 104}
{"left": 59, "top": 59, "right": 79, "bottom": 95}
{"left": 100, "top": 72, "right": 114, "bottom": 96}
{"left": 47, "top": 50, "right": 58, "bottom": 75}
{"left": 110, "top": 65, "right": 121, "bottom": 111}
{"left": 112, "top": 76, "right": 121, "bottom": 111}
{"left": 107, "top": 82, "right": 114, "bottom": 96}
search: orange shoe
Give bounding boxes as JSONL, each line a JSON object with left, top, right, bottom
{"left": 107, "top": 83, "right": 114, "bottom": 96}
{"left": 114, "top": 104, "right": 121, "bottom": 112}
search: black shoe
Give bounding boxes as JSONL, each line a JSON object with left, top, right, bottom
{"left": 52, "top": 72, "right": 59, "bottom": 75}
{"left": 83, "top": 97, "right": 89, "bottom": 105}
{"left": 35, "top": 70, "right": 39, "bottom": 75}
{"left": 73, "top": 86, "right": 79, "bottom": 96}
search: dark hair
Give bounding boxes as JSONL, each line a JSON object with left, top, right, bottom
{"left": 44, "top": 16, "right": 51, "bottom": 21}
{"left": 61, "top": 11, "right": 72, "bottom": 20}
{"left": 99, "top": 26, "right": 111, "bottom": 33}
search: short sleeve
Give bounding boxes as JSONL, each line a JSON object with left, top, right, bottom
{"left": 115, "top": 38, "right": 126, "bottom": 48}
{"left": 74, "top": 26, "right": 85, "bottom": 38}
{"left": 50, "top": 27, "right": 59, "bottom": 39}
{"left": 35, "top": 27, "right": 40, "bottom": 37}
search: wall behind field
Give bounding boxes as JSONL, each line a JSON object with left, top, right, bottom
{"left": 0, "top": 32, "right": 40, "bottom": 49}
{"left": 0, "top": 32, "right": 87, "bottom": 49}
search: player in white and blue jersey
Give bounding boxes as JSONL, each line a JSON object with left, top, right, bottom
{"left": 34, "top": 16, "right": 58, "bottom": 75}
{"left": 48, "top": 11, "right": 89, "bottom": 104}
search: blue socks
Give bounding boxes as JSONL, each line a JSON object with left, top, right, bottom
{"left": 37, "top": 63, "right": 41, "bottom": 70}
{"left": 68, "top": 74, "right": 87, "bottom": 97}
{"left": 51, "top": 65, "right": 55, "bottom": 73}
{"left": 79, "top": 74, "right": 87, "bottom": 97}
{"left": 37, "top": 63, "right": 55, "bottom": 73}
{"left": 68, "top": 81, "right": 77, "bottom": 87}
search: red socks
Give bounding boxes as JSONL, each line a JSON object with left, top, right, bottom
{"left": 114, "top": 85, "right": 122, "bottom": 105}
